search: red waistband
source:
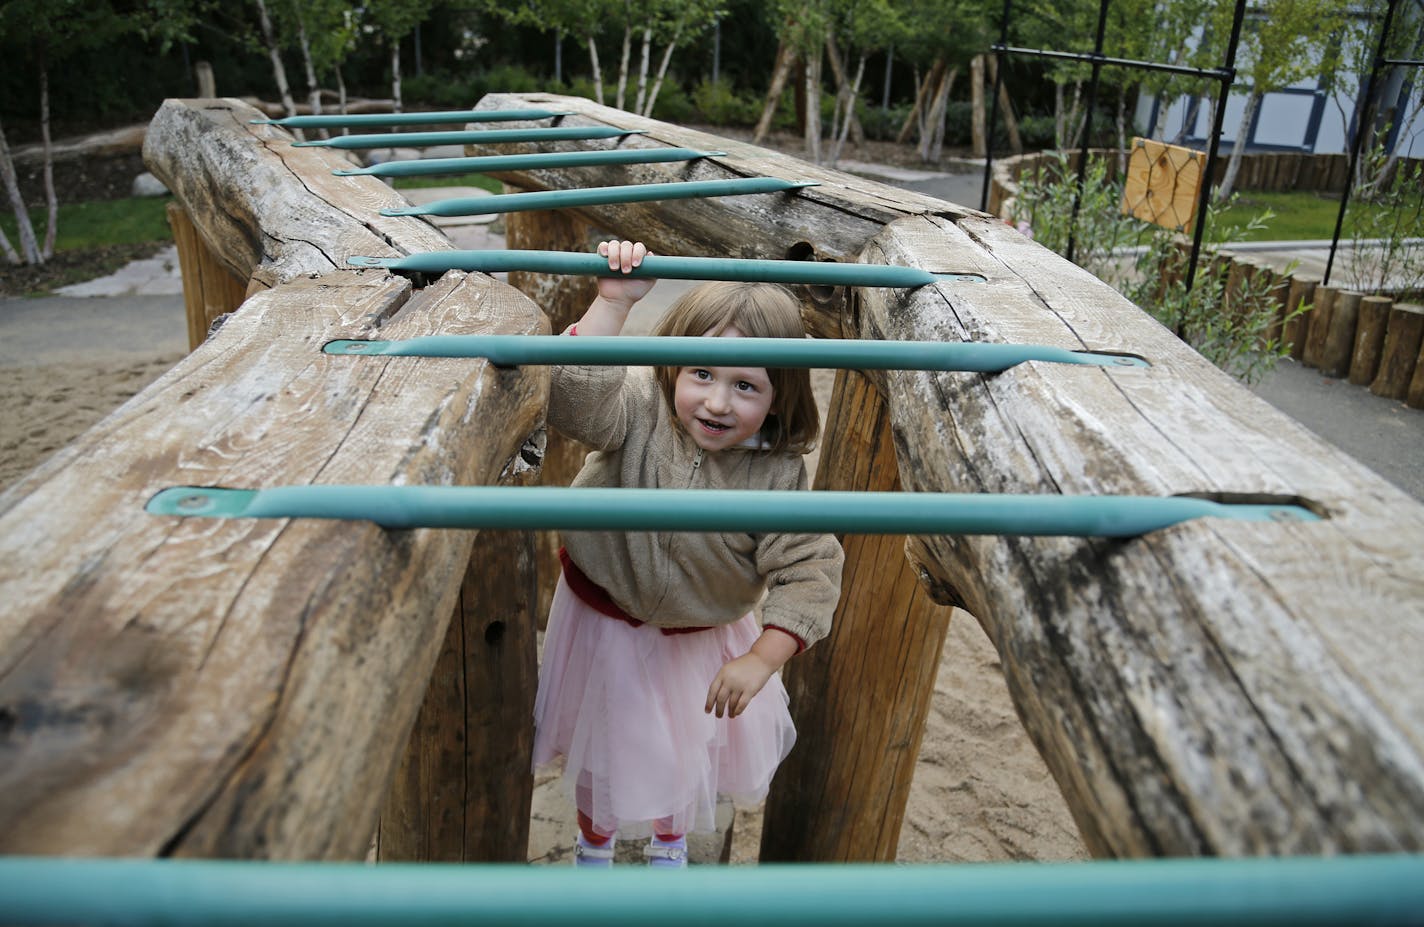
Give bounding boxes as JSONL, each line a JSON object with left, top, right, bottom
{"left": 558, "top": 548, "right": 711, "bottom": 635}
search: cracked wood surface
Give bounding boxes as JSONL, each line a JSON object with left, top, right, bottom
{"left": 861, "top": 215, "right": 1424, "bottom": 855}
{"left": 0, "top": 270, "right": 548, "bottom": 857}
{"left": 143, "top": 98, "right": 451, "bottom": 292}
{"left": 1, "top": 97, "right": 549, "bottom": 857}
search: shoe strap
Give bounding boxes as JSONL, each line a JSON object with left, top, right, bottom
{"left": 643, "top": 840, "right": 687, "bottom": 863}
{"left": 575, "top": 837, "right": 616, "bottom": 860}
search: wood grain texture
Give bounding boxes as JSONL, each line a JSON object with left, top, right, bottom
{"left": 143, "top": 98, "right": 451, "bottom": 291}
{"left": 760, "top": 369, "right": 952, "bottom": 862}
{"left": 1349, "top": 296, "right": 1393, "bottom": 387}
{"left": 378, "top": 526, "right": 539, "bottom": 862}
{"left": 1283, "top": 275, "right": 1317, "bottom": 361}
{"left": 1321, "top": 290, "right": 1363, "bottom": 379}
{"left": 168, "top": 203, "right": 249, "bottom": 350}
{"left": 857, "top": 214, "right": 1424, "bottom": 857}
{"left": 1371, "top": 303, "right": 1424, "bottom": 401}
{"left": 0, "top": 269, "right": 549, "bottom": 858}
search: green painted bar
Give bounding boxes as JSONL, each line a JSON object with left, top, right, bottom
{"left": 332, "top": 148, "right": 724, "bottom": 178}
{"left": 1, "top": 855, "right": 1419, "bottom": 927}
{"left": 253, "top": 108, "right": 571, "bottom": 128}
{"left": 146, "top": 486, "right": 1319, "bottom": 535}
{"left": 294, "top": 127, "right": 646, "bottom": 150}
{"left": 346, "top": 250, "right": 987, "bottom": 286}
{"left": 322, "top": 334, "right": 1148, "bottom": 372}
{"left": 382, "top": 178, "right": 819, "bottom": 218}
{"left": 253, "top": 108, "right": 569, "bottom": 128}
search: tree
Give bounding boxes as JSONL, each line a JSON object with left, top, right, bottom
{"left": 483, "top": 0, "right": 615, "bottom": 104}
{"left": 825, "top": 0, "right": 906, "bottom": 165}
{"left": 1216, "top": 0, "right": 1349, "bottom": 200}
{"left": 634, "top": 0, "right": 722, "bottom": 117}
{"left": 0, "top": 0, "right": 196, "bottom": 266}
{"left": 366, "top": 0, "right": 437, "bottom": 112}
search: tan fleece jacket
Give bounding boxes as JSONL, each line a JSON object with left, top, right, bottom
{"left": 548, "top": 361, "right": 844, "bottom": 648}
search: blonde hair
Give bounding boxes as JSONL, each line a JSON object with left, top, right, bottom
{"left": 651, "top": 281, "right": 819, "bottom": 455}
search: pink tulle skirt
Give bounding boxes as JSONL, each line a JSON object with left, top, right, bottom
{"left": 533, "top": 575, "right": 797, "bottom": 838}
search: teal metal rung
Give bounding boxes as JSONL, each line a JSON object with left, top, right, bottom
{"left": 146, "top": 486, "right": 1319, "bottom": 536}
{"left": 346, "top": 250, "right": 987, "bottom": 286}
{"left": 382, "top": 178, "right": 819, "bottom": 218}
{"left": 294, "top": 127, "right": 647, "bottom": 150}
{"left": 322, "top": 335, "right": 1148, "bottom": 372}
{"left": 1, "top": 854, "right": 1419, "bottom": 927}
{"left": 333, "top": 147, "right": 726, "bottom": 178}
{"left": 252, "top": 108, "right": 571, "bottom": 128}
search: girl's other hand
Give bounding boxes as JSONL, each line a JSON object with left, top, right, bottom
{"left": 596, "top": 239, "right": 656, "bottom": 309}
{"left": 705, "top": 652, "right": 776, "bottom": 719}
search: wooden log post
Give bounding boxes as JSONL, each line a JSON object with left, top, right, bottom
{"left": 1408, "top": 338, "right": 1424, "bottom": 410}
{"left": 1283, "top": 275, "right": 1318, "bottom": 361}
{"left": 761, "top": 368, "right": 953, "bottom": 861}
{"left": 1262, "top": 265, "right": 1290, "bottom": 347}
{"left": 1371, "top": 303, "right": 1424, "bottom": 400}
{"left": 1349, "top": 295, "right": 1394, "bottom": 387}
{"left": 1321, "top": 290, "right": 1363, "bottom": 379}
{"left": 0, "top": 97, "right": 549, "bottom": 860}
{"left": 1302, "top": 284, "right": 1339, "bottom": 369}
{"left": 167, "top": 202, "right": 249, "bottom": 350}
{"left": 377, "top": 526, "right": 540, "bottom": 862}
{"left": 500, "top": 207, "right": 602, "bottom": 622}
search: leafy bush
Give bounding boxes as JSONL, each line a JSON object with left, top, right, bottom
{"left": 1012, "top": 150, "right": 1297, "bottom": 384}
{"left": 1341, "top": 145, "right": 1424, "bottom": 300}
{"left": 647, "top": 78, "right": 697, "bottom": 124}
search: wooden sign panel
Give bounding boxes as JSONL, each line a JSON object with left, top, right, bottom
{"left": 1121, "top": 137, "right": 1206, "bottom": 232}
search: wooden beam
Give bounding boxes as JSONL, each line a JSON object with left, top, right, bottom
{"left": 143, "top": 98, "right": 450, "bottom": 291}
{"left": 167, "top": 203, "right": 249, "bottom": 350}
{"left": 858, "top": 214, "right": 1424, "bottom": 856}
{"left": 760, "top": 369, "right": 952, "bottom": 862}
{"left": 0, "top": 270, "right": 549, "bottom": 857}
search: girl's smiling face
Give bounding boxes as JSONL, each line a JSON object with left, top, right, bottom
{"left": 673, "top": 324, "right": 776, "bottom": 452}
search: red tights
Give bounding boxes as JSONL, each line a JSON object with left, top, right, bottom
{"left": 578, "top": 810, "right": 681, "bottom": 845}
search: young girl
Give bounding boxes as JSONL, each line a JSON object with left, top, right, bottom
{"left": 533, "top": 240, "right": 844, "bottom": 868}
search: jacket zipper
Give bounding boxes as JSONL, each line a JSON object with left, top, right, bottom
{"left": 689, "top": 447, "right": 704, "bottom": 483}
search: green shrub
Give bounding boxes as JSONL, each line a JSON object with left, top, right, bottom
{"left": 647, "top": 78, "right": 697, "bottom": 124}
{"left": 1012, "top": 150, "right": 1296, "bottom": 384}
{"left": 692, "top": 79, "right": 775, "bottom": 127}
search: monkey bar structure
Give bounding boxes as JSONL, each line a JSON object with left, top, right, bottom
{"left": 2, "top": 95, "right": 1423, "bottom": 883}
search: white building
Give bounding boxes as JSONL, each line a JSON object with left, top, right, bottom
{"left": 1135, "top": 2, "right": 1424, "bottom": 157}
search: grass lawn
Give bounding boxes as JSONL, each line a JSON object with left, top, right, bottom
{"left": 392, "top": 172, "right": 502, "bottom": 194}
{"left": 1, "top": 196, "right": 173, "bottom": 252}
{"left": 1217, "top": 190, "right": 1344, "bottom": 241}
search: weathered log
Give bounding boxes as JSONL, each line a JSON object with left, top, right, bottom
{"left": 1302, "top": 284, "right": 1338, "bottom": 369}
{"left": 0, "top": 97, "right": 549, "bottom": 859}
{"left": 1408, "top": 338, "right": 1424, "bottom": 409}
{"left": 378, "top": 527, "right": 539, "bottom": 862}
{"left": 761, "top": 368, "right": 953, "bottom": 862}
{"left": 0, "top": 270, "right": 549, "bottom": 857}
{"left": 1349, "top": 295, "right": 1394, "bottom": 387}
{"left": 502, "top": 207, "right": 601, "bottom": 622}
{"left": 143, "top": 98, "right": 450, "bottom": 291}
{"left": 470, "top": 94, "right": 1424, "bottom": 859}
{"left": 858, "top": 213, "right": 1424, "bottom": 856}
{"left": 1321, "top": 290, "right": 1363, "bottom": 379}
{"left": 1282, "top": 275, "right": 1318, "bottom": 360}
{"left": 167, "top": 202, "right": 249, "bottom": 350}
{"left": 1371, "top": 303, "right": 1424, "bottom": 400}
